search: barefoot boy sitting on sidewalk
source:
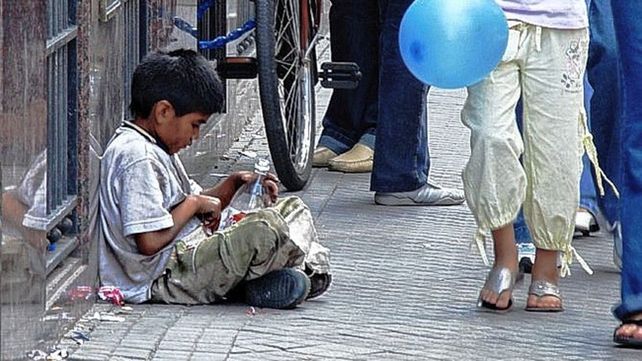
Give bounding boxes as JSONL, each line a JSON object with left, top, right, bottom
{"left": 98, "top": 49, "right": 331, "bottom": 309}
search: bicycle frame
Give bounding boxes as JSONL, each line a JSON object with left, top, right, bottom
{"left": 195, "top": 0, "right": 355, "bottom": 190}
{"left": 303, "top": 0, "right": 322, "bottom": 60}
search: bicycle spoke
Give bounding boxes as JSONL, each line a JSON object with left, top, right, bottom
{"left": 275, "top": 58, "right": 298, "bottom": 77}
{"left": 256, "top": 0, "right": 316, "bottom": 189}
{"left": 281, "top": 81, "right": 298, "bottom": 150}
{"left": 273, "top": 0, "right": 304, "bottom": 156}
{"left": 277, "top": 77, "right": 297, "bottom": 145}
{"left": 264, "top": 0, "right": 314, "bottom": 164}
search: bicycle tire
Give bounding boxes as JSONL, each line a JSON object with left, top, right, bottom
{"left": 255, "top": 0, "right": 316, "bottom": 191}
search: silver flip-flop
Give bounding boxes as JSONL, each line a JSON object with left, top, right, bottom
{"left": 525, "top": 279, "right": 564, "bottom": 312}
{"left": 477, "top": 266, "right": 518, "bottom": 312}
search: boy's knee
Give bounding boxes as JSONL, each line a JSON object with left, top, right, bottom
{"left": 253, "top": 208, "right": 288, "bottom": 231}
{"left": 232, "top": 210, "right": 289, "bottom": 247}
{"left": 274, "top": 195, "right": 305, "bottom": 210}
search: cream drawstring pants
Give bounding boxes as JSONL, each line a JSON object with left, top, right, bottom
{"left": 461, "top": 22, "right": 589, "bottom": 275}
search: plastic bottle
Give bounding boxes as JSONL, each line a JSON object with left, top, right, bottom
{"left": 219, "top": 158, "right": 271, "bottom": 230}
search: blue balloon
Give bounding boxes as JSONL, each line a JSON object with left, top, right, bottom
{"left": 399, "top": 0, "right": 509, "bottom": 89}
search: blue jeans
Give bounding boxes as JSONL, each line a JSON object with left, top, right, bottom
{"left": 587, "top": 0, "right": 620, "bottom": 227}
{"left": 371, "top": 0, "right": 429, "bottom": 192}
{"left": 609, "top": 0, "right": 642, "bottom": 321}
{"left": 318, "top": 0, "right": 378, "bottom": 154}
{"left": 580, "top": 79, "right": 600, "bottom": 218}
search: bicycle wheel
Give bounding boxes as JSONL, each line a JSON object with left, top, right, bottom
{"left": 255, "top": 0, "right": 316, "bottom": 191}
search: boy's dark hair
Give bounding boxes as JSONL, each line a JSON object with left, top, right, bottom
{"left": 129, "top": 49, "right": 224, "bottom": 118}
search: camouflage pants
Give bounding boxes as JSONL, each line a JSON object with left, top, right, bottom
{"left": 150, "top": 196, "right": 330, "bottom": 304}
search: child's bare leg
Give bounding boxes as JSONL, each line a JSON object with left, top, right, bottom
{"left": 527, "top": 249, "right": 562, "bottom": 309}
{"left": 480, "top": 224, "right": 518, "bottom": 309}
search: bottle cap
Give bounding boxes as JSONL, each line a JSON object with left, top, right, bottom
{"left": 254, "top": 158, "right": 270, "bottom": 174}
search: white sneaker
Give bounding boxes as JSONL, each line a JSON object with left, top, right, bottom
{"left": 516, "top": 243, "right": 565, "bottom": 273}
{"left": 575, "top": 208, "right": 599, "bottom": 236}
{"left": 374, "top": 181, "right": 465, "bottom": 206}
{"left": 517, "top": 242, "right": 536, "bottom": 274}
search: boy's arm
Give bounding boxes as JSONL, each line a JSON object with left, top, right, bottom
{"left": 134, "top": 194, "right": 221, "bottom": 256}
{"left": 201, "top": 173, "right": 245, "bottom": 209}
{"left": 201, "top": 171, "right": 280, "bottom": 208}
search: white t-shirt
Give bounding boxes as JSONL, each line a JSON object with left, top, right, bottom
{"left": 98, "top": 122, "right": 202, "bottom": 303}
{"left": 495, "top": 0, "right": 588, "bottom": 29}
{"left": 18, "top": 151, "right": 48, "bottom": 231}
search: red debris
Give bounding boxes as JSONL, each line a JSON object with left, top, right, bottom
{"left": 97, "top": 286, "right": 125, "bottom": 306}
{"left": 68, "top": 286, "right": 94, "bottom": 301}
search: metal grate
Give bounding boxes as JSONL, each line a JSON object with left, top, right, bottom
{"left": 45, "top": 0, "right": 78, "bottom": 226}
{"left": 123, "top": 0, "right": 141, "bottom": 115}
{"left": 199, "top": 0, "right": 227, "bottom": 62}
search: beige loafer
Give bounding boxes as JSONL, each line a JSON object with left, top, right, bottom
{"left": 327, "top": 144, "right": 373, "bottom": 173}
{"left": 312, "top": 146, "right": 338, "bottom": 167}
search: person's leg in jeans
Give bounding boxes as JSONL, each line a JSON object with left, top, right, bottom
{"left": 575, "top": 0, "right": 600, "bottom": 234}
{"left": 585, "top": 0, "right": 623, "bottom": 269}
{"left": 314, "top": 0, "right": 379, "bottom": 169}
{"left": 576, "top": 76, "right": 600, "bottom": 234}
{"left": 587, "top": 0, "right": 620, "bottom": 229}
{"left": 371, "top": 0, "right": 464, "bottom": 206}
{"left": 514, "top": 211, "right": 537, "bottom": 273}
{"left": 610, "top": 0, "right": 642, "bottom": 346}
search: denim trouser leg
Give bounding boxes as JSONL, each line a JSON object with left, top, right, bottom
{"left": 514, "top": 211, "right": 532, "bottom": 244}
{"left": 610, "top": 0, "right": 642, "bottom": 321}
{"left": 318, "top": 0, "right": 379, "bottom": 154}
{"left": 579, "top": 156, "right": 598, "bottom": 216}
{"left": 587, "top": 0, "right": 620, "bottom": 226}
{"left": 371, "top": 0, "right": 429, "bottom": 192}
{"left": 513, "top": 100, "right": 531, "bottom": 243}
{"left": 580, "top": 77, "right": 599, "bottom": 216}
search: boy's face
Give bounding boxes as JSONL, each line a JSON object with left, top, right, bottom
{"left": 155, "top": 103, "right": 210, "bottom": 154}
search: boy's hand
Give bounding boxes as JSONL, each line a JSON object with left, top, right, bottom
{"left": 236, "top": 171, "right": 280, "bottom": 205}
{"left": 194, "top": 195, "right": 222, "bottom": 234}
{"left": 134, "top": 194, "right": 222, "bottom": 256}
{"left": 203, "top": 171, "right": 280, "bottom": 210}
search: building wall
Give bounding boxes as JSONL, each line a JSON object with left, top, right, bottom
{"left": 0, "top": 1, "right": 49, "bottom": 359}
{"left": 0, "top": 0, "right": 256, "bottom": 358}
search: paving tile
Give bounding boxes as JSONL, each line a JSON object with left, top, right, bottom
{"left": 62, "top": 42, "right": 629, "bottom": 361}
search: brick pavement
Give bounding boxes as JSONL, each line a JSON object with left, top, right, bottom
{"left": 58, "top": 73, "right": 636, "bottom": 361}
